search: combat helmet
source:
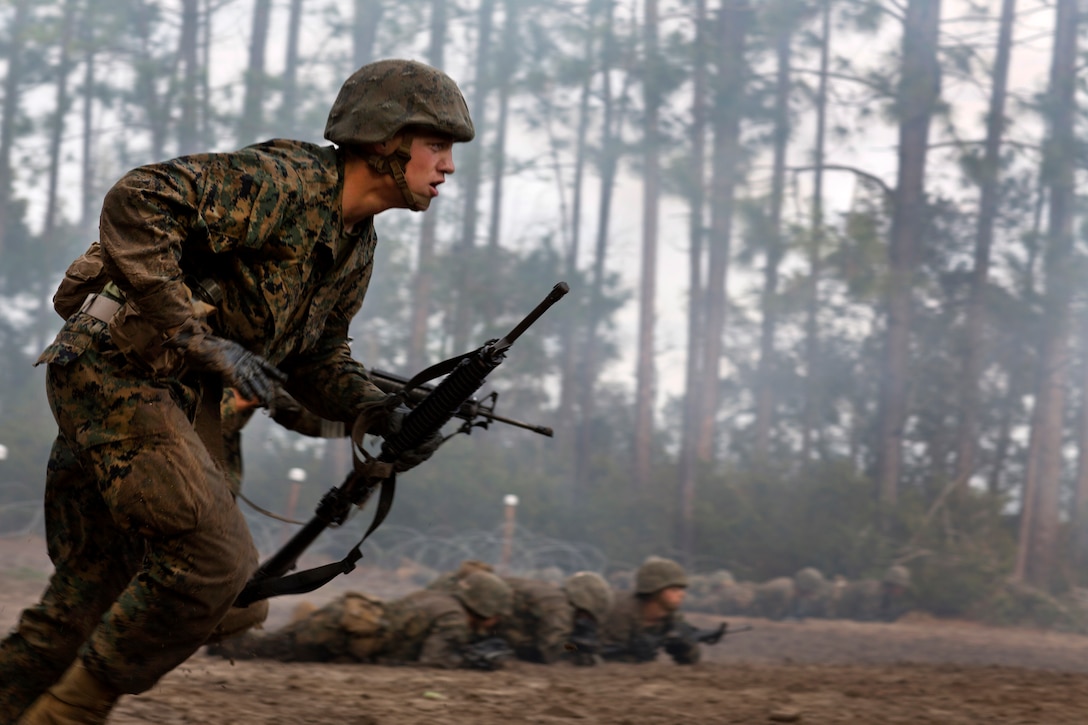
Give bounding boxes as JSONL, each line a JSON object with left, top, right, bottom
{"left": 453, "top": 571, "right": 513, "bottom": 619}
{"left": 325, "top": 59, "right": 474, "bottom": 212}
{"left": 794, "top": 567, "right": 826, "bottom": 595}
{"left": 635, "top": 556, "right": 688, "bottom": 595}
{"left": 325, "top": 58, "right": 474, "bottom": 146}
{"left": 883, "top": 565, "right": 912, "bottom": 589}
{"left": 563, "top": 571, "right": 614, "bottom": 622}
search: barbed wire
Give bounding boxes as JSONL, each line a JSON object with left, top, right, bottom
{"left": 2, "top": 499, "right": 610, "bottom": 577}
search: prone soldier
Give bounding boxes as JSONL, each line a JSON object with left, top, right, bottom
{"left": 791, "top": 567, "right": 832, "bottom": 620}
{"left": 429, "top": 561, "right": 614, "bottom": 665}
{"left": 599, "top": 557, "right": 727, "bottom": 665}
{"left": 209, "top": 570, "right": 513, "bottom": 669}
{"left": 833, "top": 565, "right": 914, "bottom": 622}
{"left": 751, "top": 576, "right": 796, "bottom": 621}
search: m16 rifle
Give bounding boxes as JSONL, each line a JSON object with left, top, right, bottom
{"left": 461, "top": 637, "right": 515, "bottom": 671}
{"left": 234, "top": 282, "right": 569, "bottom": 607}
{"left": 601, "top": 621, "right": 753, "bottom": 663}
{"left": 367, "top": 369, "right": 553, "bottom": 438}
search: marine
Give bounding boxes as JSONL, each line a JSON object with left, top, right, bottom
{"left": 600, "top": 557, "right": 710, "bottom": 665}
{"left": 209, "top": 570, "right": 513, "bottom": 669}
{"left": 0, "top": 58, "right": 471, "bottom": 723}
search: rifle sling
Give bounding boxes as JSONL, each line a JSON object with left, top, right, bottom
{"left": 234, "top": 474, "right": 396, "bottom": 607}
{"left": 398, "top": 348, "right": 481, "bottom": 396}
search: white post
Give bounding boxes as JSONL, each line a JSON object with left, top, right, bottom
{"left": 500, "top": 494, "right": 519, "bottom": 573}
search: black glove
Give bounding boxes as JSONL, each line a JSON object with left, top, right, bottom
{"left": 381, "top": 408, "right": 444, "bottom": 473}
{"left": 630, "top": 634, "right": 661, "bottom": 663}
{"left": 170, "top": 332, "right": 286, "bottom": 408}
{"left": 663, "top": 635, "right": 694, "bottom": 659}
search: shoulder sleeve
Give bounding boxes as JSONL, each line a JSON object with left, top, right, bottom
{"left": 99, "top": 149, "right": 303, "bottom": 333}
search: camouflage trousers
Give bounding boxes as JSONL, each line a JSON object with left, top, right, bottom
{"left": 0, "top": 314, "right": 266, "bottom": 720}
{"left": 214, "top": 592, "right": 386, "bottom": 663}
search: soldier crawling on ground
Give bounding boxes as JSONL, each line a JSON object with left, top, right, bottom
{"left": 428, "top": 560, "right": 614, "bottom": 666}
{"left": 680, "top": 564, "right": 915, "bottom": 624}
{"left": 208, "top": 571, "right": 514, "bottom": 670}
{"left": 600, "top": 557, "right": 729, "bottom": 665}
{"left": 834, "top": 565, "right": 915, "bottom": 622}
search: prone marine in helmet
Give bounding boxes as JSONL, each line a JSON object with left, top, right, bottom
{"left": 791, "top": 566, "right": 831, "bottom": 620}
{"left": 209, "top": 571, "right": 514, "bottom": 670}
{"left": 428, "top": 561, "right": 614, "bottom": 666}
{"left": 599, "top": 557, "right": 727, "bottom": 665}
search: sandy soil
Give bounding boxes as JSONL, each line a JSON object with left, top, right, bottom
{"left": 3, "top": 535, "right": 1087, "bottom": 724}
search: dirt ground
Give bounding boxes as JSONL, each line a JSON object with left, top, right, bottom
{"left": 3, "top": 535, "right": 1088, "bottom": 724}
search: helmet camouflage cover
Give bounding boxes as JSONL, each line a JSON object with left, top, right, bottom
{"left": 453, "top": 571, "right": 513, "bottom": 619}
{"left": 883, "top": 565, "right": 912, "bottom": 588}
{"left": 794, "top": 567, "right": 826, "bottom": 594}
{"left": 325, "top": 58, "right": 475, "bottom": 147}
{"left": 563, "top": 571, "right": 614, "bottom": 622}
{"left": 635, "top": 556, "right": 688, "bottom": 595}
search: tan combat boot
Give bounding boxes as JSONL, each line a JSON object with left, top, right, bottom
{"left": 17, "top": 662, "right": 119, "bottom": 724}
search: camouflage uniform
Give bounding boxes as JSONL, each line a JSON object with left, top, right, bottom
{"left": 497, "top": 577, "right": 575, "bottom": 664}
{"left": 428, "top": 564, "right": 577, "bottom": 664}
{"left": 833, "top": 566, "right": 913, "bottom": 622}
{"left": 211, "top": 589, "right": 482, "bottom": 668}
{"left": 751, "top": 576, "right": 796, "bottom": 621}
{"left": 599, "top": 592, "right": 701, "bottom": 665}
{"left": 791, "top": 567, "right": 832, "bottom": 620}
{"left": 219, "top": 386, "right": 344, "bottom": 494}
{"left": 0, "top": 140, "right": 392, "bottom": 718}
{"left": 831, "top": 579, "right": 883, "bottom": 621}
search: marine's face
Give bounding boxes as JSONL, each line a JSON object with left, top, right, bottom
{"left": 657, "top": 586, "right": 687, "bottom": 612}
{"left": 403, "top": 134, "right": 455, "bottom": 211}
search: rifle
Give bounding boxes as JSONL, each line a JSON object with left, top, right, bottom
{"left": 234, "top": 282, "right": 569, "bottom": 607}
{"left": 461, "top": 637, "right": 514, "bottom": 671}
{"left": 368, "top": 369, "right": 553, "bottom": 438}
{"left": 601, "top": 622, "right": 752, "bottom": 663}
{"left": 664, "top": 621, "right": 752, "bottom": 651}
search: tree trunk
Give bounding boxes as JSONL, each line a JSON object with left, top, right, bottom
{"left": 801, "top": 0, "right": 831, "bottom": 464}
{"left": 675, "top": 0, "right": 709, "bottom": 563}
{"left": 200, "top": 0, "right": 213, "bottom": 147}
{"left": 407, "top": 0, "right": 447, "bottom": 371}
{"left": 634, "top": 0, "right": 662, "bottom": 490}
{"left": 279, "top": 0, "right": 305, "bottom": 139}
{"left": 953, "top": 0, "right": 1016, "bottom": 486}
{"left": 177, "top": 0, "right": 200, "bottom": 154}
{"left": 80, "top": 7, "right": 97, "bottom": 230}
{"left": 484, "top": 0, "right": 520, "bottom": 319}
{"left": 988, "top": 178, "right": 1044, "bottom": 495}
{"left": 875, "top": 0, "right": 941, "bottom": 506}
{"left": 238, "top": 0, "right": 272, "bottom": 146}
{"left": 697, "top": 0, "right": 748, "bottom": 462}
{"left": 1073, "top": 315, "right": 1088, "bottom": 585}
{"left": 450, "top": 0, "right": 497, "bottom": 353}
{"left": 0, "top": 0, "right": 32, "bottom": 265}
{"left": 1014, "top": 0, "right": 1078, "bottom": 589}
{"left": 578, "top": 0, "right": 625, "bottom": 483}
{"left": 753, "top": 20, "right": 792, "bottom": 459}
{"left": 557, "top": 1, "right": 601, "bottom": 485}
{"left": 353, "top": 0, "right": 384, "bottom": 66}
{"left": 33, "top": 0, "right": 78, "bottom": 352}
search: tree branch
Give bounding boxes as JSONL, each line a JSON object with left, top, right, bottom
{"left": 788, "top": 164, "right": 895, "bottom": 199}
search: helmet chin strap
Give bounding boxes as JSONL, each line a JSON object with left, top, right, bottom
{"left": 365, "top": 135, "right": 430, "bottom": 211}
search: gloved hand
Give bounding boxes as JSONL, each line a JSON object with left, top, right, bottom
{"left": 170, "top": 331, "right": 286, "bottom": 409}
{"left": 663, "top": 634, "right": 694, "bottom": 659}
{"left": 380, "top": 408, "right": 444, "bottom": 473}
